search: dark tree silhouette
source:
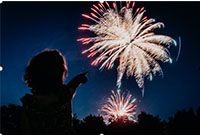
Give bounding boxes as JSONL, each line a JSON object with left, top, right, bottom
{"left": 72, "top": 113, "right": 82, "bottom": 135}
{"left": 1, "top": 103, "right": 200, "bottom": 135}
{"left": 107, "top": 118, "right": 136, "bottom": 135}
{"left": 166, "top": 108, "right": 199, "bottom": 135}
{"left": 197, "top": 107, "right": 200, "bottom": 121}
{"left": 135, "top": 112, "right": 164, "bottom": 135}
{"left": 81, "top": 114, "right": 106, "bottom": 135}
{"left": 1, "top": 104, "right": 22, "bottom": 135}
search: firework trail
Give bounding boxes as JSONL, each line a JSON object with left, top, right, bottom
{"left": 77, "top": 1, "right": 176, "bottom": 94}
{"left": 101, "top": 90, "right": 137, "bottom": 123}
{"left": 175, "top": 37, "right": 181, "bottom": 62}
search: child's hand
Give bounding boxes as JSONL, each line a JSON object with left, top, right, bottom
{"left": 66, "top": 72, "right": 88, "bottom": 93}
{"left": 73, "top": 72, "right": 88, "bottom": 84}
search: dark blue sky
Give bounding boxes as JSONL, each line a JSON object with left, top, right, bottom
{"left": 1, "top": 2, "right": 200, "bottom": 120}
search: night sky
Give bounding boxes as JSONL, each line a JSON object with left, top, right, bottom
{"left": 1, "top": 1, "right": 200, "bottom": 120}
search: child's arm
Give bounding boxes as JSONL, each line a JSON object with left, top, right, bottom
{"left": 66, "top": 72, "right": 88, "bottom": 96}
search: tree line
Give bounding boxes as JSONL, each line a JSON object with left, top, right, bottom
{"left": 1, "top": 104, "right": 200, "bottom": 135}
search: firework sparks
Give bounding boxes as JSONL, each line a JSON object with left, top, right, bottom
{"left": 101, "top": 90, "right": 137, "bottom": 123}
{"left": 77, "top": 1, "right": 176, "bottom": 94}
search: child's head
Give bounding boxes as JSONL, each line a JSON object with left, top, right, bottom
{"left": 24, "top": 49, "right": 67, "bottom": 94}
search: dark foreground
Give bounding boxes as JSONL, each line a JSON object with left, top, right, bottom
{"left": 1, "top": 104, "right": 200, "bottom": 135}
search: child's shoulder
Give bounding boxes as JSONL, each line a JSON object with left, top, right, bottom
{"left": 20, "top": 93, "right": 35, "bottom": 105}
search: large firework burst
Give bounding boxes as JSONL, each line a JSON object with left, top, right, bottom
{"left": 101, "top": 90, "right": 137, "bottom": 123}
{"left": 77, "top": 1, "right": 176, "bottom": 93}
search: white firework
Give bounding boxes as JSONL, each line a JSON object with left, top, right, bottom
{"left": 77, "top": 1, "right": 176, "bottom": 94}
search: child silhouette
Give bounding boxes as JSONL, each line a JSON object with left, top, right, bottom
{"left": 20, "top": 49, "right": 87, "bottom": 135}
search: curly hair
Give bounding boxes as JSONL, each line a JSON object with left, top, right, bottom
{"left": 24, "top": 49, "right": 68, "bottom": 94}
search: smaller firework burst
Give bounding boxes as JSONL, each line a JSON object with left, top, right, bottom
{"left": 101, "top": 90, "right": 137, "bottom": 124}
